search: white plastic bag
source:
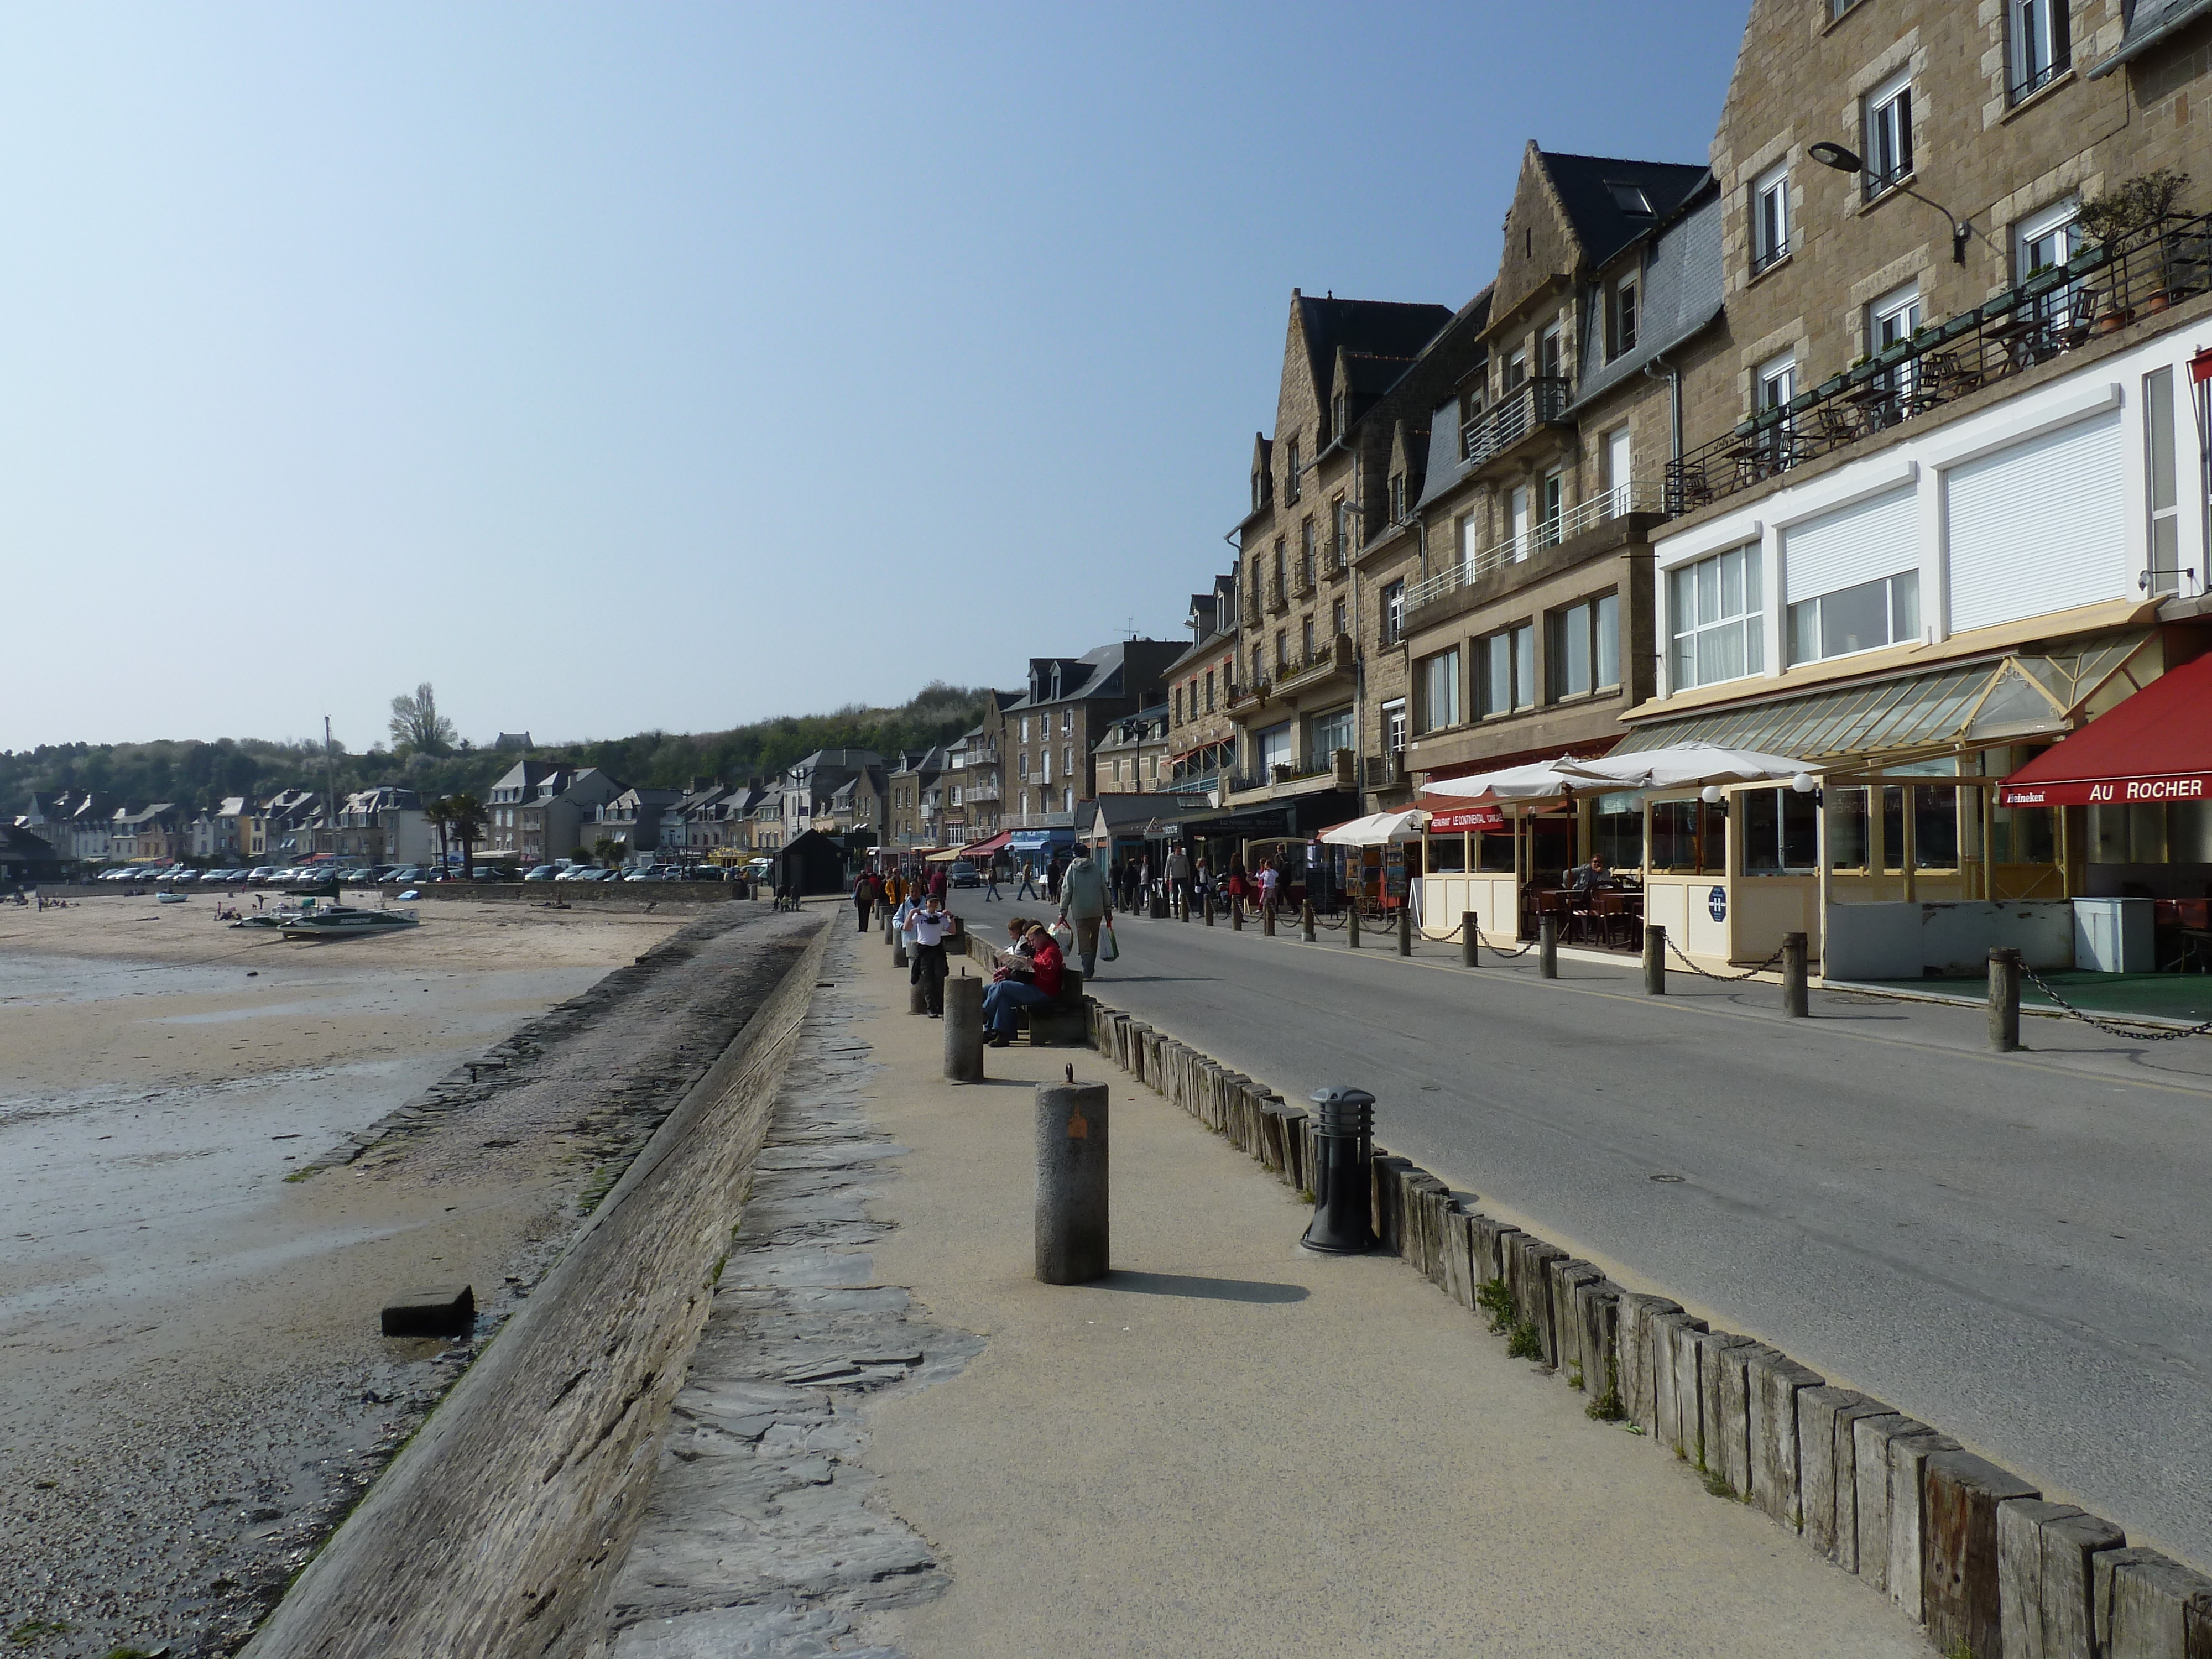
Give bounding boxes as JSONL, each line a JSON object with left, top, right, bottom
{"left": 1051, "top": 921, "right": 1074, "bottom": 954}
{"left": 1100, "top": 919, "right": 1119, "bottom": 962}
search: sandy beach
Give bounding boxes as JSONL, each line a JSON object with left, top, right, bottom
{"left": 0, "top": 892, "right": 732, "bottom": 1657}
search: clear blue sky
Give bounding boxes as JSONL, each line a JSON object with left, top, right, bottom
{"left": 1, "top": 2, "right": 1749, "bottom": 753}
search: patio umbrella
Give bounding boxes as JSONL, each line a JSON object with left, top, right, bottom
{"left": 1415, "top": 756, "right": 1610, "bottom": 802}
{"left": 1317, "top": 810, "right": 1424, "bottom": 847}
{"left": 1572, "top": 740, "right": 1814, "bottom": 793}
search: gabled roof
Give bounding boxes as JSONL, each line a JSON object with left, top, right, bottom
{"left": 1535, "top": 151, "right": 1709, "bottom": 272}
{"left": 1296, "top": 294, "right": 1455, "bottom": 404}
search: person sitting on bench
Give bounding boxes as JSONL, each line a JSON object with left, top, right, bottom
{"left": 982, "top": 923, "right": 1063, "bottom": 1048}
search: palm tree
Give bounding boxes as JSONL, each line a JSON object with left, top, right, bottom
{"left": 424, "top": 796, "right": 453, "bottom": 873}
{"left": 443, "top": 794, "right": 488, "bottom": 878}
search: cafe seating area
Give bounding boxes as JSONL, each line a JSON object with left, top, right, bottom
{"left": 1521, "top": 878, "right": 1645, "bottom": 951}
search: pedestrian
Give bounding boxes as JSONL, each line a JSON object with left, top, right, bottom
{"left": 1258, "top": 858, "right": 1279, "bottom": 919}
{"left": 852, "top": 869, "right": 878, "bottom": 933}
{"left": 1165, "top": 842, "right": 1191, "bottom": 912}
{"left": 1015, "top": 862, "right": 1037, "bottom": 899}
{"left": 928, "top": 863, "right": 948, "bottom": 902}
{"left": 1046, "top": 855, "right": 1064, "bottom": 902}
{"left": 983, "top": 858, "right": 1002, "bottom": 901}
{"left": 910, "top": 890, "right": 952, "bottom": 1016}
{"left": 982, "top": 922, "right": 1063, "bottom": 1047}
{"left": 1056, "top": 843, "right": 1113, "bottom": 977}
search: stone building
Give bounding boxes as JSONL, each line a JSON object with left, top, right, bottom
{"left": 1000, "top": 641, "right": 1181, "bottom": 832}
{"left": 1093, "top": 706, "right": 1170, "bottom": 796}
{"left": 1159, "top": 577, "right": 1239, "bottom": 800}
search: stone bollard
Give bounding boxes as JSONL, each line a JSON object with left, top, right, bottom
{"left": 1231, "top": 898, "right": 1243, "bottom": 931}
{"left": 1643, "top": 925, "right": 1666, "bottom": 995}
{"left": 1988, "top": 947, "right": 2022, "bottom": 1052}
{"left": 893, "top": 929, "right": 907, "bottom": 968}
{"left": 908, "top": 972, "right": 928, "bottom": 1015}
{"left": 1398, "top": 904, "right": 1412, "bottom": 957}
{"left": 1035, "top": 1077, "right": 1109, "bottom": 1284}
{"left": 1539, "top": 913, "right": 1558, "bottom": 978}
{"left": 1348, "top": 906, "right": 1360, "bottom": 948}
{"left": 1301, "top": 901, "right": 1316, "bottom": 942}
{"left": 944, "top": 974, "right": 984, "bottom": 1082}
{"left": 1462, "top": 911, "right": 1479, "bottom": 968}
{"left": 1782, "top": 932, "right": 1809, "bottom": 1018}
{"left": 1262, "top": 901, "right": 1276, "bottom": 937}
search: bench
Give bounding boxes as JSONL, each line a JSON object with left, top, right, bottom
{"left": 963, "top": 934, "right": 1089, "bottom": 1046}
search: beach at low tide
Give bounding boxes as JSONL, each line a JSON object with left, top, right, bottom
{"left": 0, "top": 891, "right": 696, "bottom": 1656}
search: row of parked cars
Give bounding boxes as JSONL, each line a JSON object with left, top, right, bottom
{"left": 99, "top": 860, "right": 748, "bottom": 888}
{"left": 519, "top": 864, "right": 731, "bottom": 883}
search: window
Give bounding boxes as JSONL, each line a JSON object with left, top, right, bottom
{"left": 1417, "top": 649, "right": 1461, "bottom": 732}
{"left": 1864, "top": 72, "right": 1913, "bottom": 198}
{"left": 1064, "top": 787, "right": 1073, "bottom": 814}
{"left": 2147, "top": 366, "right": 2183, "bottom": 596}
{"left": 1606, "top": 180, "right": 1653, "bottom": 215}
{"left": 1275, "top": 630, "right": 1287, "bottom": 672}
{"left": 1389, "top": 472, "right": 1406, "bottom": 520}
{"left": 1300, "top": 519, "right": 1316, "bottom": 587}
{"left": 1539, "top": 323, "right": 1562, "bottom": 381}
{"left": 1478, "top": 623, "right": 1535, "bottom": 716}
{"left": 1546, "top": 594, "right": 1621, "bottom": 700}
{"left": 1383, "top": 698, "right": 1408, "bottom": 754}
{"left": 1332, "top": 391, "right": 1347, "bottom": 439}
{"left": 1609, "top": 278, "right": 1639, "bottom": 360}
{"left": 1605, "top": 426, "right": 1632, "bottom": 499}
{"left": 1869, "top": 282, "right": 1922, "bottom": 397}
{"left": 1331, "top": 597, "right": 1347, "bottom": 639}
{"left": 1251, "top": 463, "right": 1270, "bottom": 512}
{"left": 1018, "top": 752, "right": 1029, "bottom": 781}
{"left": 1301, "top": 617, "right": 1315, "bottom": 661}
{"left": 1332, "top": 497, "right": 1350, "bottom": 566}
{"left": 1668, "top": 544, "right": 1764, "bottom": 690}
{"left": 1020, "top": 717, "right": 1030, "bottom": 742}
{"left": 1062, "top": 708, "right": 1072, "bottom": 734}
{"left": 1459, "top": 512, "right": 1480, "bottom": 575}
{"left": 1204, "top": 669, "right": 1215, "bottom": 712}
{"left": 1172, "top": 687, "right": 1182, "bottom": 725}
{"left": 2016, "top": 200, "right": 2084, "bottom": 325}
{"left": 1381, "top": 580, "right": 1405, "bottom": 645}
{"left": 1062, "top": 745, "right": 1072, "bottom": 776}
{"left": 1272, "top": 539, "right": 1287, "bottom": 604}
{"left": 1311, "top": 706, "right": 1354, "bottom": 765}
{"left": 1741, "top": 788, "right": 1821, "bottom": 874}
{"left": 1505, "top": 347, "right": 1527, "bottom": 390}
{"left": 1786, "top": 570, "right": 1919, "bottom": 664}
{"left": 1540, "top": 471, "right": 1564, "bottom": 547}
{"left": 1286, "top": 436, "right": 1302, "bottom": 502}
{"left": 1507, "top": 485, "right": 1531, "bottom": 559}
{"left": 1751, "top": 165, "right": 1790, "bottom": 273}
{"left": 1759, "top": 353, "right": 1796, "bottom": 413}
{"left": 2010, "top": 0, "right": 2069, "bottom": 102}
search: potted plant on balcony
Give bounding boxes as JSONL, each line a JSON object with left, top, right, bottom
{"left": 2079, "top": 169, "right": 2192, "bottom": 319}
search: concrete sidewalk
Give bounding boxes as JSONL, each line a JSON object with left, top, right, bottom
{"left": 817, "top": 931, "right": 1926, "bottom": 1657}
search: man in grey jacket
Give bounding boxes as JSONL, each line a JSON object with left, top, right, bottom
{"left": 1057, "top": 844, "right": 1113, "bottom": 975}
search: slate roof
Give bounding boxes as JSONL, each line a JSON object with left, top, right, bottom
{"left": 1537, "top": 152, "right": 1710, "bottom": 272}
{"left": 2091, "top": 0, "right": 2212, "bottom": 74}
{"left": 1568, "top": 177, "right": 1725, "bottom": 414}
{"left": 1297, "top": 295, "right": 1456, "bottom": 411}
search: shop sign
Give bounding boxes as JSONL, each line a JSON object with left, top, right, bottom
{"left": 1428, "top": 805, "right": 1504, "bottom": 832}
{"left": 1707, "top": 885, "right": 1727, "bottom": 922}
{"left": 2000, "top": 772, "right": 2212, "bottom": 807}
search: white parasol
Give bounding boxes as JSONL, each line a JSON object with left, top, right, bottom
{"left": 1317, "top": 810, "right": 1425, "bottom": 847}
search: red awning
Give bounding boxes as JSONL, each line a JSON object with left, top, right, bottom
{"left": 1999, "top": 651, "right": 2212, "bottom": 807}
{"left": 961, "top": 830, "right": 1012, "bottom": 856}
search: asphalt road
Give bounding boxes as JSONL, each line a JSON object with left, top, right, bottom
{"left": 945, "top": 885, "right": 2212, "bottom": 1569}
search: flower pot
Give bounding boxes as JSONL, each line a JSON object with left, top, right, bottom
{"left": 2096, "top": 309, "right": 2133, "bottom": 334}
{"left": 2142, "top": 289, "right": 2171, "bottom": 314}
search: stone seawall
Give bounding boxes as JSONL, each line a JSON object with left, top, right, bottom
{"left": 243, "top": 912, "right": 831, "bottom": 1659}
{"left": 397, "top": 880, "right": 750, "bottom": 905}
{"left": 1042, "top": 936, "right": 2212, "bottom": 1659}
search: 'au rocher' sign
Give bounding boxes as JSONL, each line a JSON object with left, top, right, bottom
{"left": 1999, "top": 773, "right": 2212, "bottom": 807}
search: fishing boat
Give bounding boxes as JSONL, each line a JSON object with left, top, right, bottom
{"left": 278, "top": 905, "right": 421, "bottom": 940}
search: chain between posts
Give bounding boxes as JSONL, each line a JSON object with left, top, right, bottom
{"left": 2017, "top": 963, "right": 2212, "bottom": 1041}
{"left": 1664, "top": 936, "right": 1787, "bottom": 982}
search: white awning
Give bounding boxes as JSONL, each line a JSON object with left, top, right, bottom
{"left": 1317, "top": 810, "right": 1423, "bottom": 847}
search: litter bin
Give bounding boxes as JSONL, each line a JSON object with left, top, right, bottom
{"left": 1302, "top": 1086, "right": 1375, "bottom": 1254}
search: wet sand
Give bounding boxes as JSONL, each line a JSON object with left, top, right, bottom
{"left": 0, "top": 894, "right": 701, "bottom": 1656}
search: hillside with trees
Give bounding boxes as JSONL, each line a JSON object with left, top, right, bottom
{"left": 1, "top": 682, "right": 993, "bottom": 811}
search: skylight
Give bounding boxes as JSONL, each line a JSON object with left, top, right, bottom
{"left": 1606, "top": 181, "right": 1653, "bottom": 215}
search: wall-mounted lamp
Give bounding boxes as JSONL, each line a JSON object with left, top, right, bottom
{"left": 1808, "top": 141, "right": 1976, "bottom": 265}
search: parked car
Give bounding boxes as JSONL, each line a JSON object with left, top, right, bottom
{"left": 166, "top": 869, "right": 200, "bottom": 885}
{"left": 385, "top": 866, "right": 425, "bottom": 884}
{"left": 950, "top": 860, "right": 980, "bottom": 889}
{"left": 687, "top": 866, "right": 724, "bottom": 881}
{"left": 523, "top": 865, "right": 559, "bottom": 882}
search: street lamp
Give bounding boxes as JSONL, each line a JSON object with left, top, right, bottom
{"left": 1808, "top": 140, "right": 1977, "bottom": 265}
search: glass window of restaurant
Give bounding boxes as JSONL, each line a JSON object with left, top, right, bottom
{"left": 1594, "top": 792, "right": 1643, "bottom": 870}
{"left": 1825, "top": 770, "right": 1962, "bottom": 872}
{"left": 1650, "top": 799, "right": 1729, "bottom": 873}
{"left": 1741, "top": 787, "right": 1819, "bottom": 873}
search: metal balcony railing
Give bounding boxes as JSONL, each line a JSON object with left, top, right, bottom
{"left": 1404, "top": 481, "right": 1667, "bottom": 614}
{"left": 1669, "top": 211, "right": 2212, "bottom": 515}
{"left": 1459, "top": 375, "right": 1571, "bottom": 466}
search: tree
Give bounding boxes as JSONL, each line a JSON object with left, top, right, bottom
{"left": 389, "top": 684, "right": 457, "bottom": 756}
{"left": 424, "top": 797, "right": 453, "bottom": 870}
{"left": 442, "top": 794, "right": 488, "bottom": 878}
{"left": 593, "top": 835, "right": 627, "bottom": 869}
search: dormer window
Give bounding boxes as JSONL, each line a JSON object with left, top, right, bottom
{"left": 1332, "top": 392, "right": 1347, "bottom": 440}
{"left": 1606, "top": 180, "right": 1653, "bottom": 216}
{"left": 1607, "top": 278, "right": 1639, "bottom": 361}
{"left": 1285, "top": 436, "right": 1302, "bottom": 502}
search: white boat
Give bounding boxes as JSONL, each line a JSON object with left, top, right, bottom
{"left": 277, "top": 905, "right": 421, "bottom": 940}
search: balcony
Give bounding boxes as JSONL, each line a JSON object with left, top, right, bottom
{"left": 964, "top": 779, "right": 1001, "bottom": 802}
{"left": 1404, "top": 481, "right": 1666, "bottom": 616}
{"left": 1276, "top": 633, "right": 1355, "bottom": 696}
{"left": 1227, "top": 748, "right": 1358, "bottom": 797}
{"left": 1667, "top": 210, "right": 2212, "bottom": 514}
{"left": 1459, "top": 375, "right": 1571, "bottom": 471}
{"left": 1265, "top": 577, "right": 1289, "bottom": 614}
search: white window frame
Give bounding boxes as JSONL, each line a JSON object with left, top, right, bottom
{"left": 1477, "top": 623, "right": 1536, "bottom": 717}
{"left": 1863, "top": 70, "right": 1913, "bottom": 199}
{"left": 1751, "top": 164, "right": 1790, "bottom": 273}
{"left": 1382, "top": 580, "right": 1405, "bottom": 645}
{"left": 2010, "top": 0, "right": 2070, "bottom": 103}
{"left": 1667, "top": 544, "right": 1765, "bottom": 692}
{"left": 1416, "top": 649, "right": 1461, "bottom": 733}
{"left": 1786, "top": 570, "right": 1921, "bottom": 666}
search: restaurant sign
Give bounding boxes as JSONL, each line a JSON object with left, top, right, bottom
{"left": 1427, "top": 805, "right": 1505, "bottom": 832}
{"left": 1999, "top": 772, "right": 2212, "bottom": 808}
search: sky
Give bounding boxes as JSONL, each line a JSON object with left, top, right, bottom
{"left": 1, "top": 2, "right": 1750, "bottom": 754}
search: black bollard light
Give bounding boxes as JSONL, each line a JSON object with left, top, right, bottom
{"left": 1398, "top": 904, "right": 1412, "bottom": 957}
{"left": 1301, "top": 900, "right": 1316, "bottom": 942}
{"left": 1302, "top": 1086, "right": 1375, "bottom": 1254}
{"left": 1538, "top": 913, "right": 1558, "bottom": 978}
{"left": 1462, "top": 911, "right": 1478, "bottom": 968}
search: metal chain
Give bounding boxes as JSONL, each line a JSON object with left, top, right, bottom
{"left": 2017, "top": 963, "right": 2212, "bottom": 1041}
{"left": 1663, "top": 935, "right": 1787, "bottom": 982}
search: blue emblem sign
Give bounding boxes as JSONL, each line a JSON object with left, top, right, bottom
{"left": 1707, "top": 885, "right": 1728, "bottom": 922}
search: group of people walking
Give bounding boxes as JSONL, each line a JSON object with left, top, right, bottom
{"left": 1108, "top": 848, "right": 1287, "bottom": 921}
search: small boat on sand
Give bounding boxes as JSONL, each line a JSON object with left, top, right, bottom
{"left": 278, "top": 905, "right": 420, "bottom": 940}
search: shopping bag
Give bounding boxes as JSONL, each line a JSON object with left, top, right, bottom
{"left": 1100, "top": 920, "right": 1119, "bottom": 962}
{"left": 1051, "top": 921, "right": 1074, "bottom": 954}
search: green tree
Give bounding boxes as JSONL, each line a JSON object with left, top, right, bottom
{"left": 389, "top": 684, "right": 458, "bottom": 756}
{"left": 443, "top": 793, "right": 488, "bottom": 878}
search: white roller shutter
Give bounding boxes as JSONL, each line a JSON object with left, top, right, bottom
{"left": 1947, "top": 409, "right": 2125, "bottom": 634}
{"left": 1782, "top": 485, "right": 1917, "bottom": 603}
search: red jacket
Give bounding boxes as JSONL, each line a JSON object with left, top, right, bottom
{"left": 1029, "top": 936, "right": 1064, "bottom": 999}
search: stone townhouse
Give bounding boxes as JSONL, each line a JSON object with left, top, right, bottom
{"left": 1223, "top": 293, "right": 1458, "bottom": 842}
{"left": 885, "top": 749, "right": 940, "bottom": 849}
{"left": 1093, "top": 705, "right": 1170, "bottom": 795}
{"left": 778, "top": 750, "right": 881, "bottom": 846}
{"left": 1001, "top": 641, "right": 1181, "bottom": 833}
{"left": 485, "top": 763, "right": 625, "bottom": 866}
{"left": 1594, "top": 0, "right": 2212, "bottom": 969}
{"left": 1158, "top": 577, "right": 1239, "bottom": 799}
{"left": 593, "top": 786, "right": 685, "bottom": 863}
{"left": 109, "top": 803, "right": 187, "bottom": 863}
{"left": 1400, "top": 148, "right": 1730, "bottom": 890}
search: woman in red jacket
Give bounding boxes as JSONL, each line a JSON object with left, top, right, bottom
{"left": 982, "top": 924, "right": 1062, "bottom": 1047}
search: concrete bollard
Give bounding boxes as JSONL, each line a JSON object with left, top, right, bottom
{"left": 908, "top": 973, "right": 928, "bottom": 1015}
{"left": 1231, "top": 897, "right": 1243, "bottom": 931}
{"left": 893, "top": 932, "right": 908, "bottom": 968}
{"left": 1262, "top": 901, "right": 1276, "bottom": 937}
{"left": 1181, "top": 889, "right": 1191, "bottom": 922}
{"left": 1538, "top": 914, "right": 1558, "bottom": 978}
{"left": 1462, "top": 911, "right": 1478, "bottom": 968}
{"left": 1301, "top": 901, "right": 1316, "bottom": 942}
{"left": 1782, "top": 931, "right": 1809, "bottom": 1017}
{"left": 1398, "top": 905, "right": 1411, "bottom": 957}
{"left": 1643, "top": 925, "right": 1666, "bottom": 995}
{"left": 1988, "top": 947, "right": 2022, "bottom": 1052}
{"left": 943, "top": 974, "right": 984, "bottom": 1083}
{"left": 1035, "top": 1078, "right": 1109, "bottom": 1284}
{"left": 1347, "top": 906, "right": 1360, "bottom": 948}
